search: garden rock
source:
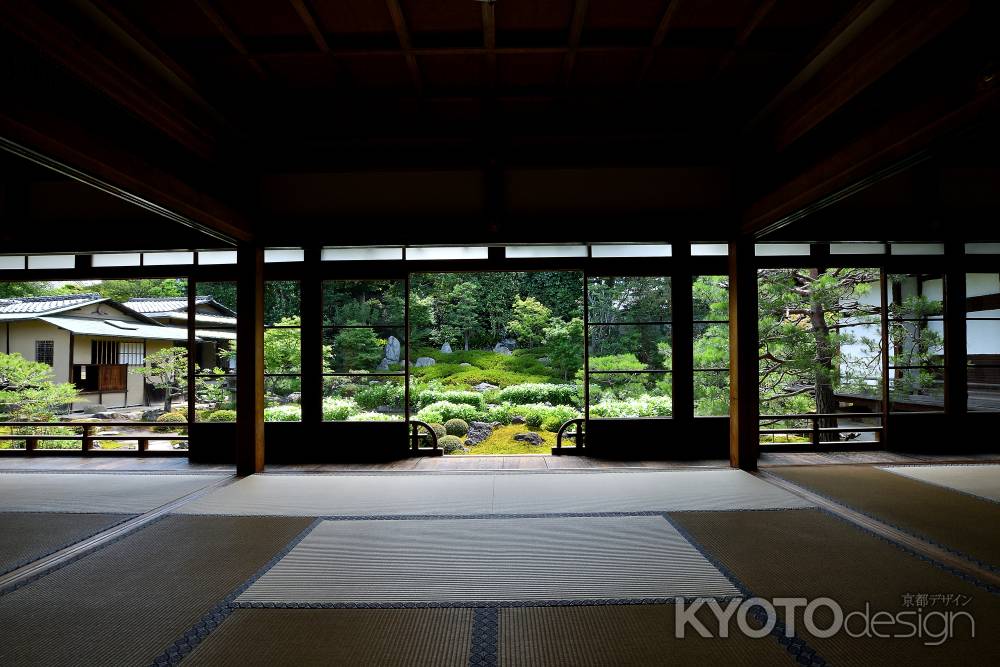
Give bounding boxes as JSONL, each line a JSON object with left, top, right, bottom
{"left": 472, "top": 382, "right": 498, "bottom": 392}
{"left": 538, "top": 357, "right": 550, "bottom": 365}
{"left": 375, "top": 358, "right": 391, "bottom": 371}
{"left": 501, "top": 338, "right": 517, "bottom": 349}
{"left": 384, "top": 336, "right": 401, "bottom": 362}
{"left": 141, "top": 409, "right": 166, "bottom": 421}
{"left": 513, "top": 432, "right": 545, "bottom": 446}
{"left": 464, "top": 421, "right": 495, "bottom": 446}
{"left": 286, "top": 393, "right": 302, "bottom": 403}
{"left": 440, "top": 342, "right": 452, "bottom": 353}
{"left": 493, "top": 343, "right": 512, "bottom": 355}
{"left": 511, "top": 415, "right": 526, "bottom": 424}
{"left": 415, "top": 356, "right": 436, "bottom": 367}
{"left": 459, "top": 362, "right": 472, "bottom": 367}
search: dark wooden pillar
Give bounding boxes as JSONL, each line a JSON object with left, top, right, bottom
{"left": 943, "top": 241, "right": 967, "bottom": 419}
{"left": 671, "top": 243, "right": 694, "bottom": 441}
{"left": 300, "top": 248, "right": 322, "bottom": 425}
{"left": 236, "top": 243, "right": 265, "bottom": 475}
{"left": 728, "top": 239, "right": 758, "bottom": 470}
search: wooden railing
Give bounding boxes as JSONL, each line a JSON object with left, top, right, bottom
{"left": 0, "top": 422, "right": 188, "bottom": 455}
{"left": 759, "top": 412, "right": 883, "bottom": 448}
{"left": 409, "top": 420, "right": 442, "bottom": 456}
{"left": 553, "top": 418, "right": 586, "bottom": 455}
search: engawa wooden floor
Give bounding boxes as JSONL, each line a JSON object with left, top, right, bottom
{"left": 1, "top": 450, "right": 998, "bottom": 473}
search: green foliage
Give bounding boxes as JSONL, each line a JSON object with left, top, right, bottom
{"left": 435, "top": 281, "right": 482, "bottom": 351}
{"left": 0, "top": 353, "right": 79, "bottom": 421}
{"left": 415, "top": 401, "right": 480, "bottom": 424}
{"left": 590, "top": 396, "right": 672, "bottom": 418}
{"left": 354, "top": 382, "right": 405, "bottom": 411}
{"left": 347, "top": 412, "right": 400, "bottom": 421}
{"left": 263, "top": 405, "right": 301, "bottom": 422}
{"left": 543, "top": 317, "right": 584, "bottom": 379}
{"left": 93, "top": 279, "right": 187, "bottom": 303}
{"left": 206, "top": 409, "right": 237, "bottom": 422}
{"left": 444, "top": 418, "right": 469, "bottom": 436}
{"left": 513, "top": 404, "right": 582, "bottom": 431}
{"left": 437, "top": 435, "right": 465, "bottom": 454}
{"left": 156, "top": 412, "right": 186, "bottom": 423}
{"left": 322, "top": 398, "right": 360, "bottom": 421}
{"left": 131, "top": 346, "right": 187, "bottom": 412}
{"left": 429, "top": 423, "right": 447, "bottom": 440}
{"left": 461, "top": 424, "right": 559, "bottom": 455}
{"left": 264, "top": 316, "right": 302, "bottom": 378}
{"left": 332, "top": 326, "right": 384, "bottom": 371}
{"left": 264, "top": 281, "right": 301, "bottom": 325}
{"left": 496, "top": 383, "right": 579, "bottom": 407}
{"left": 416, "top": 390, "right": 484, "bottom": 410}
{"left": 506, "top": 296, "right": 552, "bottom": 347}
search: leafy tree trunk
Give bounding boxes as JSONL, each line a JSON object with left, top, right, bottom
{"left": 464, "top": 332, "right": 470, "bottom": 351}
{"left": 164, "top": 390, "right": 173, "bottom": 413}
{"left": 809, "top": 288, "right": 838, "bottom": 442}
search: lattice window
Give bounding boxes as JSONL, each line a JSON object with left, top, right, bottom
{"left": 35, "top": 340, "right": 54, "bottom": 366}
{"left": 118, "top": 342, "right": 144, "bottom": 365}
{"left": 92, "top": 340, "right": 120, "bottom": 365}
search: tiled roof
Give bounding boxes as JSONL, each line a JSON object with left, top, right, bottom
{"left": 0, "top": 293, "right": 103, "bottom": 315}
{"left": 123, "top": 296, "right": 214, "bottom": 314}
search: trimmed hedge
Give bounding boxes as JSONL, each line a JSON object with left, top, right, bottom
{"left": 322, "top": 398, "right": 360, "bottom": 421}
{"left": 205, "top": 409, "right": 237, "bottom": 423}
{"left": 445, "top": 418, "right": 469, "bottom": 436}
{"left": 497, "top": 383, "right": 579, "bottom": 407}
{"left": 263, "top": 405, "right": 301, "bottom": 422}
{"left": 590, "top": 395, "right": 672, "bottom": 418}
{"left": 355, "top": 382, "right": 405, "bottom": 410}
{"left": 416, "top": 390, "right": 485, "bottom": 410}
{"left": 438, "top": 435, "right": 465, "bottom": 453}
{"left": 415, "top": 401, "right": 480, "bottom": 424}
{"left": 347, "top": 412, "right": 400, "bottom": 421}
{"left": 512, "top": 404, "right": 582, "bottom": 431}
{"left": 429, "top": 423, "right": 447, "bottom": 440}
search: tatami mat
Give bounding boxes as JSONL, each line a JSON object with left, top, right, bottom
{"left": 0, "top": 515, "right": 312, "bottom": 667}
{"left": 491, "top": 470, "right": 813, "bottom": 513}
{"left": 176, "top": 473, "right": 495, "bottom": 516}
{"left": 238, "top": 516, "right": 740, "bottom": 603}
{"left": 672, "top": 508, "right": 1000, "bottom": 666}
{"left": 177, "top": 469, "right": 813, "bottom": 517}
{"left": 184, "top": 608, "right": 473, "bottom": 667}
{"left": 500, "top": 605, "right": 796, "bottom": 666}
{"left": 771, "top": 465, "right": 1000, "bottom": 569}
{"left": 0, "top": 512, "right": 131, "bottom": 575}
{"left": 0, "top": 472, "right": 228, "bottom": 513}
{"left": 882, "top": 464, "right": 1000, "bottom": 502}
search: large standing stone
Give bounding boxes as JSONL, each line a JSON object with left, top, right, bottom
{"left": 384, "top": 336, "right": 401, "bottom": 362}
{"left": 440, "top": 342, "right": 452, "bottom": 353}
{"left": 493, "top": 343, "right": 512, "bottom": 355}
{"left": 375, "top": 358, "right": 391, "bottom": 371}
{"left": 415, "top": 356, "right": 436, "bottom": 367}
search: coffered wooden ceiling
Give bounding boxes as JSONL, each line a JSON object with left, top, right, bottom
{"left": 1, "top": 0, "right": 997, "bottom": 247}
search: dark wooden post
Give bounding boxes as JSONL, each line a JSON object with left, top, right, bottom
{"left": 300, "top": 247, "right": 322, "bottom": 425}
{"left": 236, "top": 243, "right": 265, "bottom": 475}
{"left": 728, "top": 239, "right": 758, "bottom": 470}
{"left": 943, "top": 241, "right": 967, "bottom": 419}
{"left": 671, "top": 243, "right": 694, "bottom": 442}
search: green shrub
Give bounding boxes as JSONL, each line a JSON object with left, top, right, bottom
{"left": 441, "top": 369, "right": 549, "bottom": 389}
{"left": 483, "top": 403, "right": 514, "bottom": 425}
{"left": 206, "top": 409, "right": 237, "bottom": 422}
{"left": 156, "top": 412, "right": 186, "bottom": 423}
{"left": 347, "top": 412, "right": 400, "bottom": 422}
{"left": 514, "top": 404, "right": 582, "bottom": 431}
{"left": 437, "top": 435, "right": 464, "bottom": 454}
{"left": 429, "top": 423, "right": 447, "bottom": 440}
{"left": 497, "top": 383, "right": 579, "bottom": 406}
{"left": 590, "top": 395, "right": 672, "bottom": 418}
{"left": 416, "top": 390, "right": 485, "bottom": 410}
{"left": 445, "top": 418, "right": 469, "bottom": 436}
{"left": 415, "top": 401, "right": 480, "bottom": 424}
{"left": 263, "top": 405, "right": 301, "bottom": 422}
{"left": 322, "top": 398, "right": 360, "bottom": 421}
{"left": 354, "top": 382, "right": 405, "bottom": 410}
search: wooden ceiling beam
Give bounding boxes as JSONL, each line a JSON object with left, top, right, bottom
{"left": 742, "top": 68, "right": 1000, "bottom": 237}
{"left": 758, "top": 0, "right": 969, "bottom": 153}
{"left": 636, "top": 0, "right": 682, "bottom": 85}
{"left": 561, "top": 0, "right": 589, "bottom": 85}
{"left": 71, "top": 0, "right": 238, "bottom": 140}
{"left": 714, "top": 0, "right": 778, "bottom": 77}
{"left": 0, "top": 1, "right": 218, "bottom": 161}
{"left": 289, "top": 0, "right": 329, "bottom": 53}
{"left": 482, "top": 1, "right": 497, "bottom": 88}
{"left": 384, "top": 0, "right": 422, "bottom": 92}
{"left": 0, "top": 104, "right": 253, "bottom": 242}
{"left": 193, "top": 0, "right": 268, "bottom": 80}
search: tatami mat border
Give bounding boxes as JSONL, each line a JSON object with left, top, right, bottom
{"left": 174, "top": 507, "right": 806, "bottom": 520}
{"left": 149, "top": 517, "right": 323, "bottom": 667}
{"left": 0, "top": 512, "right": 136, "bottom": 577}
{"left": 469, "top": 608, "right": 498, "bottom": 667}
{"left": 774, "top": 472, "right": 1000, "bottom": 577}
{"left": 0, "top": 514, "right": 168, "bottom": 598}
